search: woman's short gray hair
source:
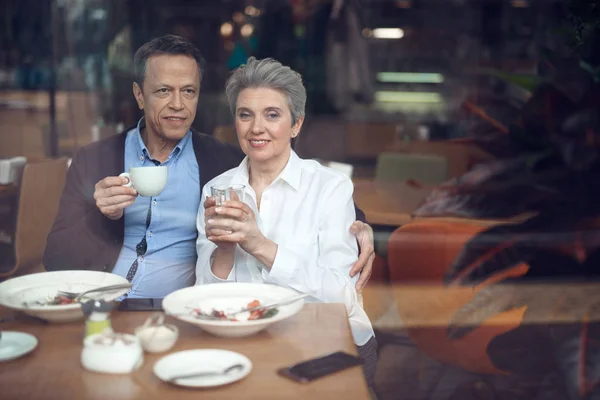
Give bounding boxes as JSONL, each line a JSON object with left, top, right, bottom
{"left": 225, "top": 57, "right": 306, "bottom": 126}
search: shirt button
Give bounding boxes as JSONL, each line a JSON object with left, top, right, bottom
{"left": 148, "top": 231, "right": 153, "bottom": 237}
{"left": 152, "top": 200, "right": 157, "bottom": 206}
{"left": 139, "top": 156, "right": 144, "bottom": 161}
{"left": 138, "top": 256, "right": 144, "bottom": 262}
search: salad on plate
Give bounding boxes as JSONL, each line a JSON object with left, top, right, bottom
{"left": 190, "top": 300, "right": 279, "bottom": 321}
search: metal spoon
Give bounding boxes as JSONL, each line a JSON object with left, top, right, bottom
{"left": 21, "top": 300, "right": 47, "bottom": 307}
{"left": 58, "top": 283, "right": 132, "bottom": 302}
{"left": 21, "top": 283, "right": 132, "bottom": 308}
{"left": 168, "top": 363, "right": 245, "bottom": 382}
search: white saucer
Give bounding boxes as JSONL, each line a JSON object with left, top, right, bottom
{"left": 0, "top": 331, "right": 38, "bottom": 362}
{"left": 154, "top": 349, "right": 252, "bottom": 388}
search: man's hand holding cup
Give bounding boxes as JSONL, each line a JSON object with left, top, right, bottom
{"left": 94, "top": 176, "right": 138, "bottom": 220}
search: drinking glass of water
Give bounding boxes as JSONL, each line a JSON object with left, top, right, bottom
{"left": 210, "top": 184, "right": 246, "bottom": 206}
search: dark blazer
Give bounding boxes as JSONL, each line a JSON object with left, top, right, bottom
{"left": 43, "top": 128, "right": 365, "bottom": 273}
{"left": 43, "top": 128, "right": 243, "bottom": 273}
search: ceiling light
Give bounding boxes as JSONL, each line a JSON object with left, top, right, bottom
{"left": 241, "top": 24, "right": 254, "bottom": 38}
{"left": 372, "top": 28, "right": 404, "bottom": 39}
{"left": 375, "top": 91, "right": 442, "bottom": 103}
{"left": 220, "top": 22, "right": 234, "bottom": 37}
{"left": 245, "top": 6, "right": 261, "bottom": 16}
{"left": 377, "top": 72, "right": 444, "bottom": 83}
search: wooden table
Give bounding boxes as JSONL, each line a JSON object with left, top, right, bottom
{"left": 352, "top": 178, "right": 429, "bottom": 226}
{"left": 352, "top": 179, "right": 532, "bottom": 228}
{"left": 0, "top": 304, "right": 371, "bottom": 400}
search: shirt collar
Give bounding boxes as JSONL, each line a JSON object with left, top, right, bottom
{"left": 278, "top": 150, "right": 302, "bottom": 190}
{"left": 230, "top": 157, "right": 250, "bottom": 186}
{"left": 134, "top": 117, "right": 191, "bottom": 162}
{"left": 231, "top": 150, "right": 302, "bottom": 191}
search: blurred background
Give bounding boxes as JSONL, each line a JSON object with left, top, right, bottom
{"left": 1, "top": 1, "right": 600, "bottom": 399}
{"left": 0, "top": 0, "right": 564, "bottom": 166}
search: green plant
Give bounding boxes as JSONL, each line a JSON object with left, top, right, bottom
{"left": 412, "top": 1, "right": 600, "bottom": 398}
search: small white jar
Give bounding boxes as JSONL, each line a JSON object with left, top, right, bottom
{"left": 81, "top": 329, "right": 143, "bottom": 374}
{"left": 135, "top": 313, "right": 179, "bottom": 353}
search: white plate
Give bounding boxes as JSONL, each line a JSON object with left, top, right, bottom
{"left": 154, "top": 349, "right": 252, "bottom": 388}
{"left": 0, "top": 271, "right": 130, "bottom": 323}
{"left": 163, "top": 283, "right": 305, "bottom": 338}
{"left": 0, "top": 331, "right": 38, "bottom": 362}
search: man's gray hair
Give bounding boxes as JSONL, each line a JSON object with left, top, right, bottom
{"left": 225, "top": 57, "right": 306, "bottom": 126}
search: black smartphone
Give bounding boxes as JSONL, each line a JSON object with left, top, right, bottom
{"left": 277, "top": 351, "right": 363, "bottom": 383}
{"left": 118, "top": 298, "right": 163, "bottom": 311}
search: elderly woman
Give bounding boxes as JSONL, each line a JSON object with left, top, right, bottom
{"left": 195, "top": 57, "right": 376, "bottom": 385}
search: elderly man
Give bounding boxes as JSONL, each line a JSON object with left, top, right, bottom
{"left": 43, "top": 35, "right": 374, "bottom": 298}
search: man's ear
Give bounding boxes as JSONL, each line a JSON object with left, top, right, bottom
{"left": 133, "top": 82, "right": 144, "bottom": 110}
{"left": 291, "top": 116, "right": 304, "bottom": 138}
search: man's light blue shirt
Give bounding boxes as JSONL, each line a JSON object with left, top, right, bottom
{"left": 112, "top": 119, "right": 200, "bottom": 298}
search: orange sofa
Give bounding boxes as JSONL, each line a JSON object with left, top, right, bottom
{"left": 386, "top": 219, "right": 528, "bottom": 374}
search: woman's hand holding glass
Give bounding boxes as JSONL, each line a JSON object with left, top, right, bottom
{"left": 206, "top": 199, "right": 268, "bottom": 256}
{"left": 206, "top": 185, "right": 247, "bottom": 251}
{"left": 203, "top": 197, "right": 236, "bottom": 252}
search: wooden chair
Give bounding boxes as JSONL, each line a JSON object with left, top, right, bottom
{"left": 389, "top": 140, "right": 494, "bottom": 179}
{"left": 375, "top": 152, "right": 448, "bottom": 184}
{"left": 0, "top": 158, "right": 68, "bottom": 278}
{"left": 345, "top": 122, "right": 396, "bottom": 160}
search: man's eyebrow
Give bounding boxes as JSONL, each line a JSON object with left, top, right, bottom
{"left": 151, "top": 83, "right": 173, "bottom": 89}
{"left": 151, "top": 83, "right": 198, "bottom": 89}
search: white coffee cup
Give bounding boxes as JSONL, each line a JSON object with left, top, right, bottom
{"left": 119, "top": 166, "right": 167, "bottom": 197}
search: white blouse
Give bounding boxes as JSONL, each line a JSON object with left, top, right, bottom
{"left": 195, "top": 151, "right": 374, "bottom": 346}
